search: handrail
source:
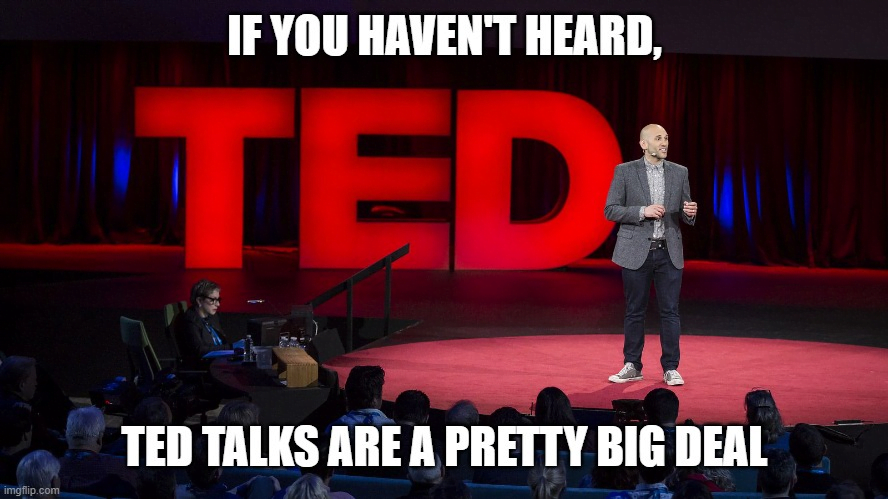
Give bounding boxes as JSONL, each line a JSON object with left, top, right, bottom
{"left": 307, "top": 244, "right": 410, "bottom": 352}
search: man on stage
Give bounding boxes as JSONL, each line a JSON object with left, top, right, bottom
{"left": 604, "top": 124, "right": 697, "bottom": 386}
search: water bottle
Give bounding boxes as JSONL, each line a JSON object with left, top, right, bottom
{"left": 244, "top": 334, "right": 254, "bottom": 362}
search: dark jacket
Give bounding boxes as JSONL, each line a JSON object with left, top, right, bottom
{"left": 173, "top": 307, "right": 229, "bottom": 369}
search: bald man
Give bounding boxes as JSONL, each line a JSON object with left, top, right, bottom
{"left": 604, "top": 124, "right": 697, "bottom": 386}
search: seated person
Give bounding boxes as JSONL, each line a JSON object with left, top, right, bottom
{"left": 137, "top": 467, "right": 177, "bottom": 499}
{"left": 58, "top": 407, "right": 138, "bottom": 498}
{"left": 759, "top": 449, "right": 796, "bottom": 499}
{"left": 529, "top": 463, "right": 567, "bottom": 499}
{"left": 326, "top": 366, "right": 393, "bottom": 431}
{"left": 789, "top": 423, "right": 834, "bottom": 493}
{"left": 643, "top": 388, "right": 679, "bottom": 429}
{"left": 105, "top": 396, "right": 173, "bottom": 457}
{"left": 745, "top": 390, "right": 788, "bottom": 450}
{"left": 16, "top": 450, "right": 61, "bottom": 499}
{"left": 398, "top": 453, "right": 444, "bottom": 499}
{"left": 607, "top": 434, "right": 676, "bottom": 499}
{"left": 0, "top": 356, "right": 64, "bottom": 454}
{"left": 441, "top": 400, "right": 479, "bottom": 482}
{"left": 473, "top": 406, "right": 533, "bottom": 486}
{"left": 0, "top": 405, "right": 33, "bottom": 485}
{"left": 174, "top": 279, "right": 230, "bottom": 369}
{"left": 281, "top": 474, "right": 330, "bottom": 499}
{"left": 178, "top": 435, "right": 279, "bottom": 499}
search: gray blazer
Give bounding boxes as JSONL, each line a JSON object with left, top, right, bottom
{"left": 604, "top": 158, "right": 695, "bottom": 270}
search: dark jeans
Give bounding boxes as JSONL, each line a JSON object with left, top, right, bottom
{"left": 621, "top": 246, "right": 682, "bottom": 371}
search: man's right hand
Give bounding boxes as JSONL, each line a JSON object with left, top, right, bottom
{"left": 644, "top": 204, "right": 666, "bottom": 219}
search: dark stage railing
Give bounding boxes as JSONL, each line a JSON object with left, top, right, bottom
{"left": 307, "top": 244, "right": 410, "bottom": 352}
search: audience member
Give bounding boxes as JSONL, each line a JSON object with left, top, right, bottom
{"left": 579, "top": 465, "right": 638, "bottom": 490}
{"left": 16, "top": 450, "right": 60, "bottom": 499}
{"left": 789, "top": 423, "right": 834, "bottom": 493}
{"left": 443, "top": 400, "right": 479, "bottom": 482}
{"left": 607, "top": 434, "right": 676, "bottom": 499}
{"left": 745, "top": 390, "right": 788, "bottom": 449}
{"left": 58, "top": 407, "right": 138, "bottom": 498}
{"left": 473, "top": 407, "right": 532, "bottom": 486}
{"left": 445, "top": 400, "right": 479, "bottom": 426}
{"left": 283, "top": 474, "right": 330, "bottom": 499}
{"left": 673, "top": 479, "right": 714, "bottom": 499}
{"left": 0, "top": 405, "right": 33, "bottom": 485}
{"left": 429, "top": 476, "right": 472, "bottom": 499}
{"left": 273, "top": 437, "right": 354, "bottom": 499}
{"left": 759, "top": 449, "right": 796, "bottom": 499}
{"left": 180, "top": 435, "right": 279, "bottom": 499}
{"left": 394, "top": 390, "right": 431, "bottom": 426}
{"left": 643, "top": 388, "right": 679, "bottom": 428}
{"left": 106, "top": 396, "right": 173, "bottom": 457}
{"left": 0, "top": 356, "right": 38, "bottom": 410}
{"left": 528, "top": 462, "right": 566, "bottom": 499}
{"left": 217, "top": 400, "right": 261, "bottom": 426}
{"left": 826, "top": 481, "right": 865, "bottom": 499}
{"left": 136, "top": 467, "right": 177, "bottom": 499}
{"left": 326, "top": 366, "right": 394, "bottom": 431}
{"left": 398, "top": 453, "right": 444, "bottom": 499}
{"left": 0, "top": 357, "right": 63, "bottom": 454}
{"left": 174, "top": 279, "right": 230, "bottom": 369}
{"left": 871, "top": 453, "right": 888, "bottom": 499}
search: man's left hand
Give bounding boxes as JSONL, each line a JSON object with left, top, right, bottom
{"left": 683, "top": 201, "right": 698, "bottom": 218}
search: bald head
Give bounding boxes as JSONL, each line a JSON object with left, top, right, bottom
{"left": 639, "top": 124, "right": 669, "bottom": 162}
{"left": 640, "top": 124, "right": 666, "bottom": 141}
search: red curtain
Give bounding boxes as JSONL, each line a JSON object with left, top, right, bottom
{"left": 1, "top": 41, "right": 887, "bottom": 267}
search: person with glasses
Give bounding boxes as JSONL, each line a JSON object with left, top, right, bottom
{"left": 174, "top": 279, "right": 230, "bottom": 369}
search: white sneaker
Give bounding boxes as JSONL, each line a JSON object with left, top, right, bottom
{"left": 608, "top": 362, "right": 643, "bottom": 383}
{"left": 664, "top": 370, "right": 685, "bottom": 386}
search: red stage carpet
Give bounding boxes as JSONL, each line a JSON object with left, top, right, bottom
{"left": 326, "top": 335, "right": 888, "bottom": 425}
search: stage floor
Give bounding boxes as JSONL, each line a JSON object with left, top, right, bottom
{"left": 1, "top": 244, "right": 887, "bottom": 425}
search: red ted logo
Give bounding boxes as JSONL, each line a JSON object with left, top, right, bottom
{"left": 136, "top": 88, "right": 621, "bottom": 270}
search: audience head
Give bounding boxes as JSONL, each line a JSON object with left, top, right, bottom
{"left": 394, "top": 390, "right": 430, "bottom": 425}
{"left": 187, "top": 435, "right": 223, "bottom": 489}
{"left": 189, "top": 279, "right": 221, "bottom": 317}
{"left": 759, "top": 449, "right": 796, "bottom": 497}
{"left": 638, "top": 433, "right": 676, "bottom": 485}
{"left": 789, "top": 423, "right": 826, "bottom": 468}
{"left": 745, "top": 389, "right": 785, "bottom": 444}
{"left": 445, "top": 400, "right": 479, "bottom": 426}
{"left": 644, "top": 388, "right": 680, "bottom": 426}
{"left": 65, "top": 406, "right": 105, "bottom": 452}
{"left": 17, "top": 450, "right": 61, "bottom": 498}
{"left": 534, "top": 387, "right": 577, "bottom": 426}
{"left": 344, "top": 365, "right": 385, "bottom": 411}
{"left": 872, "top": 453, "right": 888, "bottom": 498}
{"left": 303, "top": 436, "right": 334, "bottom": 484}
{"left": 407, "top": 453, "right": 444, "bottom": 486}
{"left": 132, "top": 396, "right": 173, "bottom": 425}
{"left": 591, "top": 465, "right": 638, "bottom": 490}
{"left": 285, "top": 473, "right": 331, "bottom": 499}
{"left": 827, "top": 481, "right": 865, "bottom": 499}
{"left": 137, "top": 467, "right": 177, "bottom": 499}
{"left": 489, "top": 406, "right": 528, "bottom": 427}
{"left": 674, "top": 479, "right": 714, "bottom": 499}
{"left": 528, "top": 462, "right": 566, "bottom": 499}
{"left": 0, "top": 404, "right": 33, "bottom": 452}
{"left": 216, "top": 400, "right": 260, "bottom": 426}
{"left": 430, "top": 476, "right": 472, "bottom": 499}
{"left": 0, "top": 356, "right": 38, "bottom": 402}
